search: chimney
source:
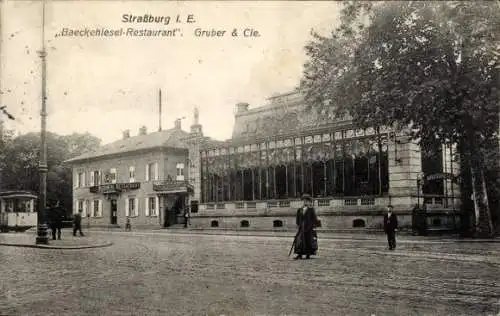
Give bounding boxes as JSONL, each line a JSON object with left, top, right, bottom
{"left": 236, "top": 102, "right": 249, "bottom": 114}
{"left": 174, "top": 118, "right": 182, "bottom": 129}
{"left": 122, "top": 129, "right": 130, "bottom": 139}
{"left": 139, "top": 125, "right": 147, "bottom": 135}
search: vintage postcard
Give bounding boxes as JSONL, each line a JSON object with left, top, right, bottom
{"left": 0, "top": 1, "right": 499, "bottom": 315}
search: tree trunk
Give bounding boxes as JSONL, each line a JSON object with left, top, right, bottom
{"left": 470, "top": 164, "right": 494, "bottom": 238}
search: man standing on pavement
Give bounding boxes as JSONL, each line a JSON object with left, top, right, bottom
{"left": 184, "top": 208, "right": 190, "bottom": 228}
{"left": 383, "top": 205, "right": 398, "bottom": 250}
{"left": 73, "top": 209, "right": 85, "bottom": 237}
{"left": 48, "top": 201, "right": 63, "bottom": 240}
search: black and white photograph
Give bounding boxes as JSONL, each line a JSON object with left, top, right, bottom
{"left": 0, "top": 1, "right": 499, "bottom": 315}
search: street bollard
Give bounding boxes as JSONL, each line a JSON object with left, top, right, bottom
{"left": 35, "top": 223, "right": 50, "bottom": 244}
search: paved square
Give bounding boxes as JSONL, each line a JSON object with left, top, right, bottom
{"left": 0, "top": 231, "right": 499, "bottom": 315}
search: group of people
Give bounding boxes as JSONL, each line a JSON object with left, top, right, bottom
{"left": 45, "top": 202, "right": 85, "bottom": 240}
{"left": 292, "top": 194, "right": 398, "bottom": 259}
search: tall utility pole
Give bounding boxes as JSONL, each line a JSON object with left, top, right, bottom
{"left": 158, "top": 89, "right": 162, "bottom": 132}
{"left": 36, "top": 0, "right": 49, "bottom": 244}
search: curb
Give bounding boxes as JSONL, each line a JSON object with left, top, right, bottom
{"left": 453, "top": 239, "right": 500, "bottom": 243}
{"left": 0, "top": 242, "right": 114, "bottom": 250}
{"left": 89, "top": 229, "right": 500, "bottom": 243}
{"left": 93, "top": 230, "right": 381, "bottom": 241}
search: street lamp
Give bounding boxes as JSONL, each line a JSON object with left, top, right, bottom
{"left": 35, "top": 0, "right": 49, "bottom": 244}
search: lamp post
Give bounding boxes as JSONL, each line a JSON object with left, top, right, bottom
{"left": 35, "top": 0, "right": 49, "bottom": 244}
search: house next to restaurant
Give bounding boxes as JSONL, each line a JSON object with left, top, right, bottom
{"left": 65, "top": 115, "right": 222, "bottom": 229}
{"left": 67, "top": 90, "right": 462, "bottom": 231}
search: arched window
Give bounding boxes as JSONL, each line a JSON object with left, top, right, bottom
{"left": 211, "top": 220, "right": 219, "bottom": 227}
{"left": 273, "top": 220, "right": 283, "bottom": 228}
{"left": 240, "top": 220, "right": 250, "bottom": 228}
{"left": 352, "top": 218, "right": 366, "bottom": 228}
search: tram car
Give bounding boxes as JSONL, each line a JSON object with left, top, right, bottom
{"left": 0, "top": 190, "right": 38, "bottom": 232}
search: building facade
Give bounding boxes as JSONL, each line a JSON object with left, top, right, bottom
{"left": 67, "top": 91, "right": 462, "bottom": 231}
{"left": 188, "top": 91, "right": 462, "bottom": 231}
{"left": 66, "top": 121, "right": 206, "bottom": 229}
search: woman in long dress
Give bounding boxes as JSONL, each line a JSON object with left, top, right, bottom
{"left": 294, "top": 194, "right": 319, "bottom": 260}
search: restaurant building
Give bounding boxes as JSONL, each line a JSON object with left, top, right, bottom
{"left": 67, "top": 90, "right": 461, "bottom": 230}
{"left": 66, "top": 117, "right": 221, "bottom": 229}
{"left": 190, "top": 90, "right": 461, "bottom": 230}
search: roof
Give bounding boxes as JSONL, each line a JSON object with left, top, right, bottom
{"left": 66, "top": 127, "right": 190, "bottom": 163}
{"left": 0, "top": 190, "right": 37, "bottom": 199}
{"left": 231, "top": 90, "right": 339, "bottom": 142}
{"left": 199, "top": 137, "right": 228, "bottom": 150}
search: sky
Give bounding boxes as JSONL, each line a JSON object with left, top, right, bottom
{"left": 1, "top": 1, "right": 341, "bottom": 144}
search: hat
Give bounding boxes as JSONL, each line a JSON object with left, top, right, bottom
{"left": 301, "top": 194, "right": 312, "bottom": 201}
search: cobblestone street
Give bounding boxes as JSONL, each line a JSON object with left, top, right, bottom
{"left": 0, "top": 230, "right": 499, "bottom": 316}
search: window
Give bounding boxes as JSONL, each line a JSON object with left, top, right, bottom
{"left": 129, "top": 166, "right": 135, "bottom": 183}
{"left": 432, "top": 218, "right": 442, "bottom": 226}
{"left": 147, "top": 196, "right": 158, "bottom": 216}
{"left": 92, "top": 170, "right": 100, "bottom": 186}
{"left": 85, "top": 200, "right": 91, "bottom": 217}
{"left": 93, "top": 199, "right": 102, "bottom": 217}
{"left": 273, "top": 220, "right": 283, "bottom": 228}
{"left": 110, "top": 168, "right": 117, "bottom": 184}
{"left": 6, "top": 200, "right": 14, "bottom": 212}
{"left": 176, "top": 163, "right": 185, "bottom": 181}
{"left": 211, "top": 220, "right": 219, "bottom": 227}
{"left": 78, "top": 200, "right": 84, "bottom": 215}
{"left": 190, "top": 200, "right": 199, "bottom": 213}
{"left": 352, "top": 218, "right": 366, "bottom": 228}
{"left": 240, "top": 220, "right": 250, "bottom": 228}
{"left": 146, "top": 162, "right": 157, "bottom": 182}
{"left": 421, "top": 139, "right": 444, "bottom": 195}
{"left": 126, "top": 197, "right": 138, "bottom": 217}
{"left": 78, "top": 172, "right": 84, "bottom": 188}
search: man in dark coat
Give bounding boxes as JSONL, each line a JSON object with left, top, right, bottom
{"left": 48, "top": 201, "right": 64, "bottom": 240}
{"left": 293, "top": 194, "right": 319, "bottom": 260}
{"left": 184, "top": 208, "right": 190, "bottom": 228}
{"left": 383, "top": 205, "right": 398, "bottom": 250}
{"left": 73, "top": 209, "right": 85, "bottom": 237}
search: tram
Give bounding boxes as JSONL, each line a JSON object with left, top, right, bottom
{"left": 0, "top": 190, "right": 38, "bottom": 232}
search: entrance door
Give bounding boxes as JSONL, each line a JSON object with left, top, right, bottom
{"left": 110, "top": 199, "right": 118, "bottom": 225}
{"left": 174, "top": 194, "right": 187, "bottom": 224}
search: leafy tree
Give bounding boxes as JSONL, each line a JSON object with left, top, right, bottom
{"left": 301, "top": 1, "right": 500, "bottom": 237}
{"left": 0, "top": 131, "right": 101, "bottom": 213}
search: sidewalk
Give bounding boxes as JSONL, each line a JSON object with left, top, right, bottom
{"left": 0, "top": 231, "right": 113, "bottom": 249}
{"left": 87, "top": 226, "right": 500, "bottom": 243}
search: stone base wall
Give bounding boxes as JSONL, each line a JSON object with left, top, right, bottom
{"left": 190, "top": 205, "right": 414, "bottom": 230}
{"left": 189, "top": 213, "right": 414, "bottom": 230}
{"left": 79, "top": 204, "right": 460, "bottom": 232}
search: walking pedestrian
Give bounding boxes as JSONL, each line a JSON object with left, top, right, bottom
{"left": 383, "top": 205, "right": 398, "bottom": 250}
{"left": 73, "top": 209, "right": 85, "bottom": 237}
{"left": 125, "top": 217, "right": 132, "bottom": 231}
{"left": 293, "top": 194, "right": 319, "bottom": 260}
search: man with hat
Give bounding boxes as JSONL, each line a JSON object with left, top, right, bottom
{"left": 293, "top": 193, "right": 319, "bottom": 260}
{"left": 383, "top": 205, "right": 398, "bottom": 250}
